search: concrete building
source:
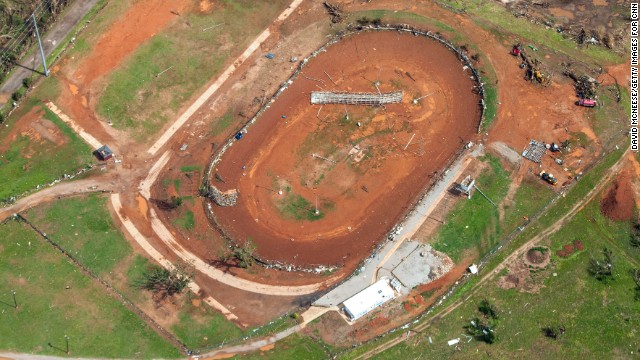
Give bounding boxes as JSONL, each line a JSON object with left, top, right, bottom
{"left": 342, "top": 278, "right": 395, "bottom": 321}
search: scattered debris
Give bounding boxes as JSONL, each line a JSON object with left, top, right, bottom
{"left": 522, "top": 140, "right": 546, "bottom": 163}
{"left": 563, "top": 70, "right": 599, "bottom": 99}
{"left": 323, "top": 1, "right": 344, "bottom": 23}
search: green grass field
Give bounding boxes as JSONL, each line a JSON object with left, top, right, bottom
{"left": 25, "top": 194, "right": 131, "bottom": 275}
{"left": 0, "top": 101, "right": 93, "bottom": 201}
{"left": 96, "top": 0, "right": 292, "bottom": 141}
{"left": 432, "top": 155, "right": 511, "bottom": 262}
{"left": 0, "top": 219, "right": 181, "bottom": 358}
{"left": 501, "top": 178, "right": 555, "bottom": 235}
{"left": 238, "top": 334, "right": 329, "bottom": 360}
{"left": 175, "top": 210, "right": 195, "bottom": 230}
{"left": 276, "top": 192, "right": 327, "bottom": 221}
{"left": 370, "top": 192, "right": 640, "bottom": 359}
{"left": 21, "top": 194, "right": 301, "bottom": 351}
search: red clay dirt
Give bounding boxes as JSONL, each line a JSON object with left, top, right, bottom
{"left": 73, "top": 0, "right": 192, "bottom": 88}
{"left": 211, "top": 31, "right": 481, "bottom": 268}
{"left": 601, "top": 169, "right": 635, "bottom": 221}
{"left": 0, "top": 106, "right": 69, "bottom": 153}
{"left": 53, "top": 0, "right": 194, "bottom": 157}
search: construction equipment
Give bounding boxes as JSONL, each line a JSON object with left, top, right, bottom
{"left": 576, "top": 98, "right": 597, "bottom": 107}
{"left": 539, "top": 171, "right": 558, "bottom": 185}
{"left": 511, "top": 43, "right": 522, "bottom": 56}
{"left": 516, "top": 46, "right": 551, "bottom": 85}
{"left": 547, "top": 143, "right": 560, "bottom": 152}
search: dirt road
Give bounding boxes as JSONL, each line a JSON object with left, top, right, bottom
{"left": 0, "top": 177, "right": 117, "bottom": 221}
{"left": 197, "top": 305, "right": 334, "bottom": 359}
{"left": 0, "top": 0, "right": 100, "bottom": 107}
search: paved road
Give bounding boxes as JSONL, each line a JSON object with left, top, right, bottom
{"left": 0, "top": 0, "right": 100, "bottom": 108}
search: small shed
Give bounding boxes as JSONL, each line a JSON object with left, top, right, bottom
{"left": 95, "top": 145, "right": 113, "bottom": 161}
{"left": 342, "top": 278, "right": 395, "bottom": 321}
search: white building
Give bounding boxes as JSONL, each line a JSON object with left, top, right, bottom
{"left": 342, "top": 278, "right": 396, "bottom": 321}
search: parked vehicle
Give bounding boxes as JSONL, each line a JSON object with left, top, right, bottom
{"left": 576, "top": 99, "right": 597, "bottom": 107}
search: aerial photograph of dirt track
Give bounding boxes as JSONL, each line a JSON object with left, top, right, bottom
{"left": 0, "top": 0, "right": 637, "bottom": 359}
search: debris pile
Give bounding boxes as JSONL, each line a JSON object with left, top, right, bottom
{"left": 208, "top": 186, "right": 238, "bottom": 206}
{"left": 513, "top": 44, "right": 551, "bottom": 85}
{"left": 563, "top": 70, "right": 599, "bottom": 99}
{"left": 323, "top": 1, "right": 344, "bottom": 23}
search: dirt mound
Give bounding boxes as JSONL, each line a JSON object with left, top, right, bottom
{"left": 601, "top": 170, "right": 635, "bottom": 221}
{"left": 526, "top": 249, "right": 545, "bottom": 264}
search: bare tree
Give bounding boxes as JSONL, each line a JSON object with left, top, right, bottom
{"left": 137, "top": 262, "right": 193, "bottom": 298}
{"left": 588, "top": 248, "right": 614, "bottom": 282}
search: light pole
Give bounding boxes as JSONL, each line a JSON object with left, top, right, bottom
{"left": 31, "top": 13, "right": 49, "bottom": 77}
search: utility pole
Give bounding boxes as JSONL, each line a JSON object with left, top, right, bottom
{"left": 32, "top": 13, "right": 49, "bottom": 77}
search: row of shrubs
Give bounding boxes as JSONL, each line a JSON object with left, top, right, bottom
{"left": 556, "top": 239, "right": 585, "bottom": 258}
{"left": 0, "top": 76, "right": 35, "bottom": 124}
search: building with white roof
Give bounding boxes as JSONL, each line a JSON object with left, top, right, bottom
{"left": 342, "top": 278, "right": 396, "bottom": 321}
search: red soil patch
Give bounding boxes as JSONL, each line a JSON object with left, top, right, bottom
{"left": 212, "top": 31, "right": 480, "bottom": 268}
{"left": 0, "top": 106, "right": 68, "bottom": 153}
{"left": 73, "top": 0, "right": 192, "bottom": 88}
{"left": 601, "top": 169, "right": 635, "bottom": 221}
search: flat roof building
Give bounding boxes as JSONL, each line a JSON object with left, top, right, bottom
{"left": 95, "top": 145, "right": 113, "bottom": 161}
{"left": 342, "top": 278, "right": 395, "bottom": 321}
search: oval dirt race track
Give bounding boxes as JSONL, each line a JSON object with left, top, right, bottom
{"left": 210, "top": 31, "right": 481, "bottom": 269}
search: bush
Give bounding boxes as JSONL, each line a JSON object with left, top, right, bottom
{"left": 155, "top": 196, "right": 183, "bottom": 210}
{"left": 465, "top": 317, "right": 496, "bottom": 344}
{"left": 573, "top": 239, "right": 584, "bottom": 251}
{"left": 631, "top": 222, "right": 640, "bottom": 247}
{"left": 136, "top": 262, "right": 193, "bottom": 298}
{"left": 22, "top": 77, "right": 33, "bottom": 88}
{"left": 588, "top": 247, "right": 614, "bottom": 282}
{"left": 542, "top": 325, "right": 565, "bottom": 339}
{"left": 198, "top": 185, "right": 210, "bottom": 197}
{"left": 11, "top": 87, "right": 26, "bottom": 101}
{"left": 632, "top": 268, "right": 640, "bottom": 301}
{"left": 356, "top": 16, "right": 371, "bottom": 25}
{"left": 478, "top": 299, "right": 499, "bottom": 320}
{"left": 563, "top": 244, "right": 575, "bottom": 254}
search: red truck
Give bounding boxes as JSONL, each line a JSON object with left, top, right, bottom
{"left": 576, "top": 99, "right": 597, "bottom": 107}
